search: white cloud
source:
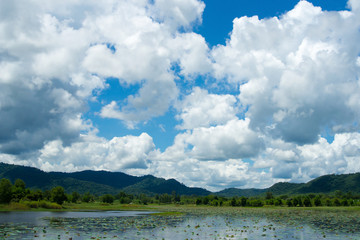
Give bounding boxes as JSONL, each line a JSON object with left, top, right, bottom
{"left": 170, "top": 33, "right": 212, "bottom": 76}
{"left": 165, "top": 118, "right": 264, "bottom": 161}
{"left": 250, "top": 132, "right": 360, "bottom": 183}
{"left": 348, "top": 0, "right": 360, "bottom": 11}
{"left": 0, "top": 0, "right": 208, "bottom": 154}
{"left": 78, "top": 0, "right": 208, "bottom": 125}
{"left": 212, "top": 0, "right": 360, "bottom": 145}
{"left": 151, "top": 0, "right": 205, "bottom": 30}
{"left": 176, "top": 87, "right": 238, "bottom": 129}
{"left": 36, "top": 133, "right": 155, "bottom": 172}
{"left": 2, "top": 0, "right": 360, "bottom": 192}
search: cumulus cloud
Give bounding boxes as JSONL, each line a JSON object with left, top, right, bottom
{"left": 2, "top": 0, "right": 360, "bottom": 191}
{"left": 176, "top": 87, "right": 238, "bottom": 129}
{"left": 0, "top": 0, "right": 105, "bottom": 155}
{"left": 78, "top": 0, "right": 208, "bottom": 125}
{"left": 151, "top": 0, "right": 205, "bottom": 30}
{"left": 212, "top": 0, "right": 360, "bottom": 145}
{"left": 170, "top": 33, "right": 212, "bottom": 76}
{"left": 36, "top": 133, "right": 155, "bottom": 172}
{"left": 250, "top": 132, "right": 360, "bottom": 184}
{"left": 0, "top": 0, "right": 208, "bottom": 154}
{"left": 165, "top": 118, "right": 264, "bottom": 161}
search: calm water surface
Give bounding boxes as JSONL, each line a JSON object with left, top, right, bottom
{"left": 1, "top": 209, "right": 360, "bottom": 239}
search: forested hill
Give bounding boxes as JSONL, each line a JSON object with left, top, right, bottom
{"left": 217, "top": 173, "right": 360, "bottom": 197}
{"left": 0, "top": 162, "right": 210, "bottom": 196}
{"left": 1, "top": 162, "right": 360, "bottom": 197}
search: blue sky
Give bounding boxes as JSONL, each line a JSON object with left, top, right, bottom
{"left": 90, "top": 0, "right": 349, "bottom": 150}
{"left": 199, "top": 0, "right": 349, "bottom": 47}
{"left": 1, "top": 0, "right": 359, "bottom": 191}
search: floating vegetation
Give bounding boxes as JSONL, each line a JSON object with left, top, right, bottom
{"left": 1, "top": 207, "right": 360, "bottom": 239}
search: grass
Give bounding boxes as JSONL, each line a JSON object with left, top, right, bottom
{"left": 2, "top": 201, "right": 360, "bottom": 213}
{"left": 149, "top": 211, "right": 184, "bottom": 216}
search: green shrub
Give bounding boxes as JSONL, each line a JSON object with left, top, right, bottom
{"left": 9, "top": 202, "right": 30, "bottom": 210}
{"left": 23, "top": 201, "right": 39, "bottom": 208}
{"left": 0, "top": 179, "right": 13, "bottom": 204}
{"left": 101, "top": 194, "right": 115, "bottom": 204}
{"left": 39, "top": 200, "right": 62, "bottom": 209}
{"left": 51, "top": 186, "right": 67, "bottom": 205}
{"left": 249, "top": 199, "right": 264, "bottom": 207}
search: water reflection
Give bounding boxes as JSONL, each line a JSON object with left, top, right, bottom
{"left": 0, "top": 210, "right": 359, "bottom": 239}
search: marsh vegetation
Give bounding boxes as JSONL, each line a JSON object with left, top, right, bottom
{"left": 1, "top": 206, "right": 360, "bottom": 239}
{"left": 2, "top": 178, "right": 360, "bottom": 239}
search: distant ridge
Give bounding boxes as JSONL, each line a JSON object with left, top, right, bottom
{"left": 0, "top": 162, "right": 210, "bottom": 196}
{"left": 1, "top": 162, "right": 360, "bottom": 196}
{"left": 216, "top": 173, "right": 360, "bottom": 197}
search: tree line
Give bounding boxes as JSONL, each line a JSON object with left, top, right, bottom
{"left": 194, "top": 191, "right": 360, "bottom": 207}
{"left": 0, "top": 178, "right": 179, "bottom": 207}
{"left": 1, "top": 178, "right": 359, "bottom": 208}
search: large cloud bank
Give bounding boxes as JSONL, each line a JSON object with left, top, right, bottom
{"left": 1, "top": 0, "right": 360, "bottom": 190}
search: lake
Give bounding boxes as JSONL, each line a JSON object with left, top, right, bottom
{"left": 1, "top": 208, "right": 360, "bottom": 239}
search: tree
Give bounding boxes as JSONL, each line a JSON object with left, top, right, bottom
{"left": 333, "top": 198, "right": 341, "bottom": 206}
{"left": 230, "top": 197, "right": 237, "bottom": 207}
{"left": 119, "top": 196, "right": 131, "bottom": 204}
{"left": 325, "top": 198, "right": 332, "bottom": 206}
{"left": 314, "top": 196, "right": 322, "bottom": 206}
{"left": 335, "top": 190, "right": 343, "bottom": 199}
{"left": 172, "top": 191, "right": 181, "bottom": 203}
{"left": 341, "top": 199, "right": 349, "bottom": 206}
{"left": 286, "top": 198, "right": 293, "bottom": 207}
{"left": 297, "top": 196, "right": 303, "bottom": 207}
{"left": 51, "top": 186, "right": 67, "bottom": 205}
{"left": 12, "top": 179, "right": 27, "bottom": 201}
{"left": 159, "top": 193, "right": 172, "bottom": 204}
{"left": 303, "top": 196, "right": 312, "bottom": 207}
{"left": 203, "top": 196, "right": 210, "bottom": 205}
{"left": 116, "top": 191, "right": 127, "bottom": 199}
{"left": 0, "top": 178, "right": 13, "bottom": 204}
{"left": 139, "top": 194, "right": 149, "bottom": 205}
{"left": 71, "top": 191, "right": 80, "bottom": 203}
{"left": 43, "top": 190, "right": 51, "bottom": 201}
{"left": 274, "top": 198, "right": 282, "bottom": 206}
{"left": 292, "top": 198, "right": 299, "bottom": 207}
{"left": 26, "top": 189, "right": 43, "bottom": 201}
{"left": 240, "top": 197, "right": 247, "bottom": 207}
{"left": 266, "top": 192, "right": 274, "bottom": 200}
{"left": 14, "top": 179, "right": 25, "bottom": 189}
{"left": 250, "top": 199, "right": 264, "bottom": 207}
{"left": 101, "top": 194, "right": 115, "bottom": 204}
{"left": 82, "top": 192, "right": 94, "bottom": 203}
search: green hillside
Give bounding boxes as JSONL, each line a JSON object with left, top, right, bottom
{"left": 0, "top": 162, "right": 209, "bottom": 196}
{"left": 1, "top": 162, "right": 360, "bottom": 197}
{"left": 122, "top": 176, "right": 210, "bottom": 196}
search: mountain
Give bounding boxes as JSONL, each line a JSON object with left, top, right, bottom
{"left": 0, "top": 162, "right": 210, "bottom": 196}
{"left": 294, "top": 173, "right": 360, "bottom": 194}
{"left": 218, "top": 173, "right": 360, "bottom": 197}
{"left": 122, "top": 176, "right": 210, "bottom": 196}
{"left": 1, "top": 162, "right": 360, "bottom": 197}
{"left": 267, "top": 182, "right": 304, "bottom": 195}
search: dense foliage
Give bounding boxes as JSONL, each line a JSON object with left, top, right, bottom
{"left": 0, "top": 162, "right": 210, "bottom": 196}
{"left": 3, "top": 162, "right": 360, "bottom": 198}
{"left": 1, "top": 178, "right": 360, "bottom": 210}
{"left": 3, "top": 162, "right": 360, "bottom": 199}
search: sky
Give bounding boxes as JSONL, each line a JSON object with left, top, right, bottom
{"left": 1, "top": 0, "right": 360, "bottom": 191}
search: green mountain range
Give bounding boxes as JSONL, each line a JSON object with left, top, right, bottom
{"left": 0, "top": 162, "right": 210, "bottom": 196}
{"left": 217, "top": 174, "right": 360, "bottom": 197}
{"left": 1, "top": 162, "right": 360, "bottom": 196}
